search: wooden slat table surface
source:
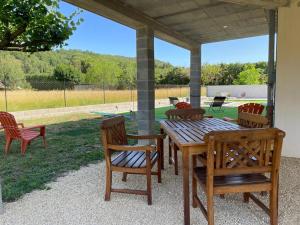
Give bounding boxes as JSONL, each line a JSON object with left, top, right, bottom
{"left": 161, "top": 118, "right": 241, "bottom": 147}
{"left": 160, "top": 118, "right": 243, "bottom": 225}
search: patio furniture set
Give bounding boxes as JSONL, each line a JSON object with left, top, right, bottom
{"left": 101, "top": 103, "right": 285, "bottom": 225}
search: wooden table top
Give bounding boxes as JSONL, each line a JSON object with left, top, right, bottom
{"left": 160, "top": 118, "right": 242, "bottom": 147}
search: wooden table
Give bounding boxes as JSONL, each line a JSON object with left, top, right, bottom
{"left": 160, "top": 118, "right": 241, "bottom": 225}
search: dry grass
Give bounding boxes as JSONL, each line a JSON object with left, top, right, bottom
{"left": 0, "top": 87, "right": 207, "bottom": 112}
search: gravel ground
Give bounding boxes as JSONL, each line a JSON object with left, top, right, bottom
{"left": 0, "top": 152, "right": 299, "bottom": 225}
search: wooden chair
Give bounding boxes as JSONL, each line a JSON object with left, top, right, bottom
{"left": 192, "top": 128, "right": 285, "bottom": 225}
{"left": 224, "top": 103, "right": 265, "bottom": 122}
{"left": 165, "top": 108, "right": 205, "bottom": 175}
{"left": 175, "top": 102, "right": 192, "bottom": 109}
{"left": 238, "top": 111, "right": 269, "bottom": 128}
{"left": 100, "top": 115, "right": 164, "bottom": 205}
{"left": 165, "top": 108, "right": 205, "bottom": 120}
{"left": 0, "top": 112, "right": 46, "bottom": 154}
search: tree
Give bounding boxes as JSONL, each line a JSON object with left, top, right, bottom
{"left": 0, "top": 0, "right": 82, "bottom": 52}
{"left": 233, "top": 66, "right": 262, "bottom": 85}
{"left": 201, "top": 64, "right": 222, "bottom": 85}
{"left": 0, "top": 54, "right": 27, "bottom": 88}
{"left": 53, "top": 64, "right": 82, "bottom": 84}
{"left": 159, "top": 67, "right": 190, "bottom": 85}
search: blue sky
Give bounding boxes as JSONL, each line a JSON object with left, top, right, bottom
{"left": 60, "top": 2, "right": 269, "bottom": 67}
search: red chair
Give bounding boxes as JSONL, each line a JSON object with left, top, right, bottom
{"left": 0, "top": 112, "right": 46, "bottom": 154}
{"left": 224, "top": 103, "right": 265, "bottom": 122}
{"left": 175, "top": 102, "right": 192, "bottom": 109}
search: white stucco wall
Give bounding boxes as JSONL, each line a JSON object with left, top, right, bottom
{"left": 207, "top": 85, "right": 267, "bottom": 98}
{"left": 275, "top": 2, "right": 300, "bottom": 157}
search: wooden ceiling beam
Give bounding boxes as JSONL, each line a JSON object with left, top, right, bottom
{"left": 64, "top": 0, "right": 199, "bottom": 50}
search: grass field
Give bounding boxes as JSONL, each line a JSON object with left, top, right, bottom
{"left": 0, "top": 103, "right": 256, "bottom": 202}
{"left": 0, "top": 112, "right": 164, "bottom": 202}
{"left": 0, "top": 87, "right": 197, "bottom": 112}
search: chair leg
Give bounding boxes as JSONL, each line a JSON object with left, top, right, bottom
{"left": 122, "top": 172, "right": 127, "bottom": 182}
{"left": 207, "top": 194, "right": 215, "bottom": 225}
{"left": 21, "top": 140, "right": 29, "bottom": 155}
{"left": 270, "top": 189, "right": 278, "bottom": 225}
{"left": 105, "top": 168, "right": 112, "bottom": 201}
{"left": 146, "top": 152, "right": 152, "bottom": 205}
{"left": 192, "top": 156, "right": 197, "bottom": 208}
{"left": 168, "top": 137, "right": 172, "bottom": 165}
{"left": 4, "top": 137, "right": 13, "bottom": 154}
{"left": 174, "top": 144, "right": 179, "bottom": 175}
{"left": 157, "top": 151, "right": 162, "bottom": 184}
{"left": 243, "top": 192, "right": 250, "bottom": 203}
{"left": 42, "top": 135, "right": 47, "bottom": 148}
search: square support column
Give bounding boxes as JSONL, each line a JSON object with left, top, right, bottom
{"left": 275, "top": 2, "right": 300, "bottom": 157}
{"left": 189, "top": 45, "right": 201, "bottom": 108}
{"left": 136, "top": 26, "right": 155, "bottom": 135}
{"left": 267, "top": 9, "right": 276, "bottom": 127}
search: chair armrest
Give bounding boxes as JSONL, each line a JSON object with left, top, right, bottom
{"left": 17, "top": 123, "right": 24, "bottom": 128}
{"left": 22, "top": 125, "right": 45, "bottom": 130}
{"left": 127, "top": 134, "right": 165, "bottom": 140}
{"left": 223, "top": 117, "right": 237, "bottom": 122}
{"left": 107, "top": 144, "right": 155, "bottom": 152}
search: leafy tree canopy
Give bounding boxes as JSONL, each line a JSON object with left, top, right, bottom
{"left": 53, "top": 64, "right": 81, "bottom": 84}
{"left": 0, "top": 0, "right": 82, "bottom": 52}
{"left": 233, "top": 65, "right": 263, "bottom": 85}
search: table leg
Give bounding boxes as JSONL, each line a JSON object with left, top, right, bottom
{"left": 182, "top": 148, "right": 190, "bottom": 225}
{"left": 160, "top": 128, "right": 165, "bottom": 170}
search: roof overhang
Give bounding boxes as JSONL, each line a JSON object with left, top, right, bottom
{"left": 64, "top": 0, "right": 290, "bottom": 50}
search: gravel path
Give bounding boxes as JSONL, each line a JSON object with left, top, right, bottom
{"left": 0, "top": 153, "right": 299, "bottom": 225}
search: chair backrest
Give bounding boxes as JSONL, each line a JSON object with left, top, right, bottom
{"left": 238, "top": 103, "right": 265, "bottom": 115}
{"left": 237, "top": 112, "right": 269, "bottom": 128}
{"left": 211, "top": 96, "right": 226, "bottom": 107}
{"left": 0, "top": 111, "right": 21, "bottom": 138}
{"left": 100, "top": 116, "right": 128, "bottom": 151}
{"left": 175, "top": 102, "right": 192, "bottom": 109}
{"left": 165, "top": 108, "right": 205, "bottom": 120}
{"left": 204, "top": 128, "right": 285, "bottom": 179}
{"left": 168, "top": 97, "right": 179, "bottom": 106}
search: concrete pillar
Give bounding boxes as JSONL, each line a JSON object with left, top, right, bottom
{"left": 267, "top": 9, "right": 276, "bottom": 127}
{"left": 275, "top": 2, "right": 300, "bottom": 157}
{"left": 136, "top": 26, "right": 155, "bottom": 135}
{"left": 189, "top": 45, "right": 201, "bottom": 108}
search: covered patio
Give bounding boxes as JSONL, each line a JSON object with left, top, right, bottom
{"left": 63, "top": 0, "right": 299, "bottom": 224}
{"left": 0, "top": 152, "right": 299, "bottom": 225}
{"left": 64, "top": 0, "right": 300, "bottom": 158}
{"left": 1, "top": 0, "right": 300, "bottom": 225}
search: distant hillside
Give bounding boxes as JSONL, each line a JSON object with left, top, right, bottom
{"left": 0, "top": 49, "right": 267, "bottom": 90}
{"left": 0, "top": 49, "right": 189, "bottom": 89}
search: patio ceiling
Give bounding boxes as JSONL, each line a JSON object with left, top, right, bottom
{"left": 64, "top": 0, "right": 290, "bottom": 49}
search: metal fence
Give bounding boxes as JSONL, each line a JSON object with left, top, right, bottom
{"left": 0, "top": 78, "right": 192, "bottom": 112}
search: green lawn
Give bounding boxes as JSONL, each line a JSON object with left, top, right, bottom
{"left": 0, "top": 113, "right": 142, "bottom": 202}
{"left": 0, "top": 106, "right": 240, "bottom": 202}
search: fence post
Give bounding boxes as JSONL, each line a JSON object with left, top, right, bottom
{"left": 3, "top": 75, "right": 8, "bottom": 112}
{"left": 0, "top": 178, "right": 4, "bottom": 215}
{"left": 102, "top": 80, "right": 106, "bottom": 104}
{"left": 63, "top": 79, "right": 67, "bottom": 107}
